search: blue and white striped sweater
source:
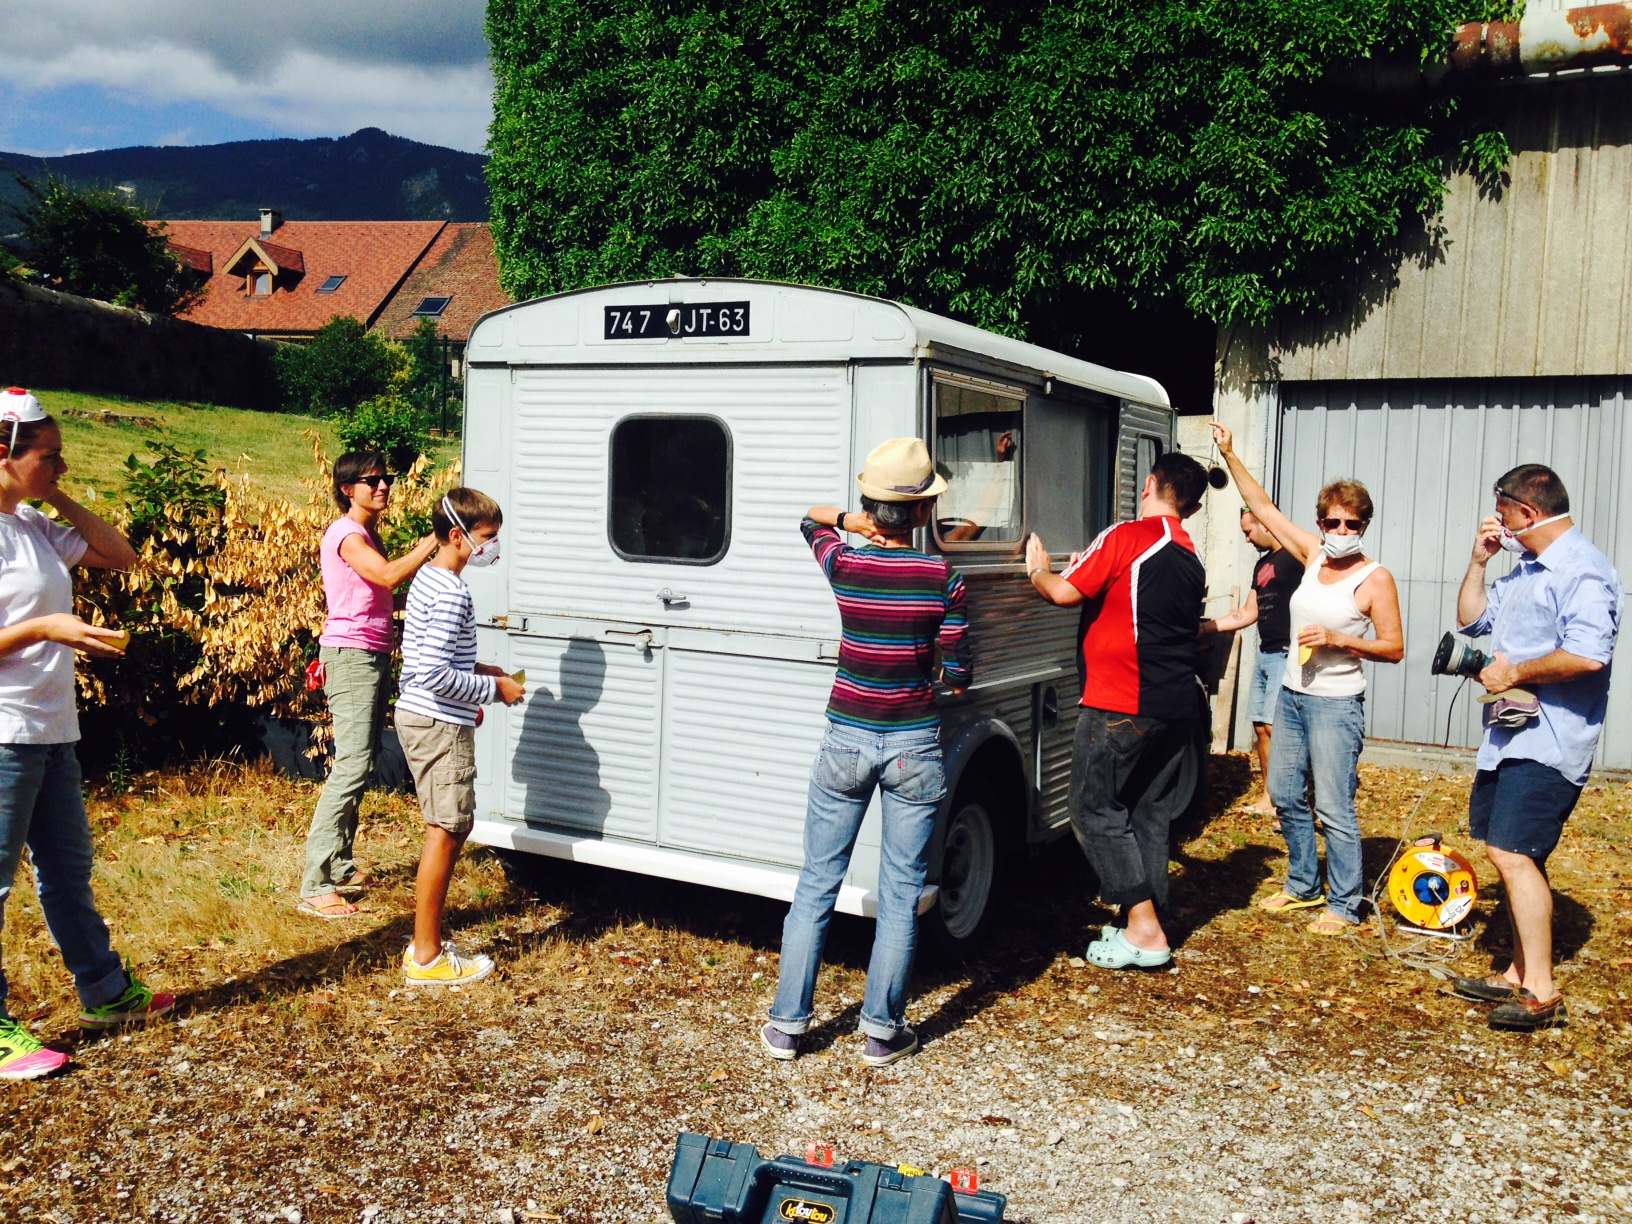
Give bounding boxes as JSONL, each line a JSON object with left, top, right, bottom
{"left": 397, "top": 566, "right": 497, "bottom": 726}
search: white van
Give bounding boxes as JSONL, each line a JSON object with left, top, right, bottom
{"left": 458, "top": 279, "right": 1174, "bottom": 953}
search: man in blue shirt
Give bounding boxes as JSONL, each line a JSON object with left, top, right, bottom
{"left": 1453, "top": 464, "right": 1622, "bottom": 1032}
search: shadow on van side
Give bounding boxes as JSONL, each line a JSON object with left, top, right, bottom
{"left": 513, "top": 636, "right": 614, "bottom": 833}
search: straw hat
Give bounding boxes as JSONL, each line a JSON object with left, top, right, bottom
{"left": 856, "top": 437, "right": 948, "bottom": 502}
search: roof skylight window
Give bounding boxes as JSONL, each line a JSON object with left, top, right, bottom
{"left": 412, "top": 296, "right": 452, "bottom": 317}
{"left": 316, "top": 275, "right": 347, "bottom": 294}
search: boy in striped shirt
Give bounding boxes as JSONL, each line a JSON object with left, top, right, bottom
{"left": 396, "top": 488, "right": 525, "bottom": 987}
{"left": 764, "top": 438, "right": 973, "bottom": 1068}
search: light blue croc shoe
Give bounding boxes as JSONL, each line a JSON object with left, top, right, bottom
{"left": 1085, "top": 927, "right": 1172, "bottom": 971}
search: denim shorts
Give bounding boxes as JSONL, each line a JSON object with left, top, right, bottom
{"left": 1247, "top": 651, "right": 1287, "bottom": 726}
{"left": 1468, "top": 759, "right": 1582, "bottom": 866}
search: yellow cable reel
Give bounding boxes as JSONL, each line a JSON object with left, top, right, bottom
{"left": 1388, "top": 835, "right": 1477, "bottom": 929}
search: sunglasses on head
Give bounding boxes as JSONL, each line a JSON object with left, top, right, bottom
{"left": 1320, "top": 515, "right": 1364, "bottom": 531}
{"left": 355, "top": 474, "right": 395, "bottom": 490}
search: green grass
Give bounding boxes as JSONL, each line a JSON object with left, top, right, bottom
{"left": 33, "top": 389, "right": 457, "bottom": 507}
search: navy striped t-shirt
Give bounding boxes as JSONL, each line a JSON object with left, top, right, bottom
{"left": 397, "top": 565, "right": 497, "bottom": 726}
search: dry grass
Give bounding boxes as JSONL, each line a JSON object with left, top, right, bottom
{"left": 1, "top": 754, "right": 1629, "bottom": 1221}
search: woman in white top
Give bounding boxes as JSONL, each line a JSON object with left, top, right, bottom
{"left": 0, "top": 389, "right": 173, "bottom": 1082}
{"left": 1214, "top": 424, "right": 1404, "bottom": 934}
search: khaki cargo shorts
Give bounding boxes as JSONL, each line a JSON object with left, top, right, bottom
{"left": 395, "top": 709, "right": 477, "bottom": 835}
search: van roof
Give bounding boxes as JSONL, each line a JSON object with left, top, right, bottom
{"left": 468, "top": 278, "right": 1170, "bottom": 409}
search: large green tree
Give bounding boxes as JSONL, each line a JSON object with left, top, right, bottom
{"left": 7, "top": 173, "right": 204, "bottom": 315}
{"left": 487, "top": 0, "right": 1510, "bottom": 338}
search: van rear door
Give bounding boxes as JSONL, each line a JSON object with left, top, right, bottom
{"left": 503, "top": 362, "right": 851, "bottom": 863}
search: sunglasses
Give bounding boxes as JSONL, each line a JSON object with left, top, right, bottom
{"left": 1319, "top": 516, "right": 1364, "bottom": 531}
{"left": 355, "top": 474, "right": 395, "bottom": 490}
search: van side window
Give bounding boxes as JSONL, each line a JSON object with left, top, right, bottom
{"left": 609, "top": 416, "right": 731, "bottom": 564}
{"left": 933, "top": 379, "right": 1024, "bottom": 547}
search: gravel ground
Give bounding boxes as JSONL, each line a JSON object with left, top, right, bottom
{"left": 3, "top": 758, "right": 1630, "bottom": 1223}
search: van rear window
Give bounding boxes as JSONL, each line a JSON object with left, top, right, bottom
{"left": 609, "top": 416, "right": 731, "bottom": 564}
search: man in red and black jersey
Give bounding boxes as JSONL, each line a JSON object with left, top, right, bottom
{"left": 1025, "top": 452, "right": 1209, "bottom": 970}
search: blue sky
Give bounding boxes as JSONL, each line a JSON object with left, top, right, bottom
{"left": 0, "top": 1, "right": 491, "bottom": 156}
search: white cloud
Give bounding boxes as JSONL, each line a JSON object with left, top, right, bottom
{"left": 0, "top": 2, "right": 492, "bottom": 151}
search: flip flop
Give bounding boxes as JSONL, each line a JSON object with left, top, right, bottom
{"left": 1258, "top": 890, "right": 1324, "bottom": 912}
{"left": 1305, "top": 913, "right": 1356, "bottom": 937}
{"left": 1085, "top": 928, "right": 1172, "bottom": 971}
{"left": 297, "top": 898, "right": 361, "bottom": 920}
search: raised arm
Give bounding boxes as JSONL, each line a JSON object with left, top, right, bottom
{"left": 42, "top": 489, "right": 136, "bottom": 570}
{"left": 339, "top": 530, "right": 438, "bottom": 590}
{"left": 1024, "top": 533, "right": 1085, "bottom": 607}
{"left": 1211, "top": 423, "right": 1319, "bottom": 565}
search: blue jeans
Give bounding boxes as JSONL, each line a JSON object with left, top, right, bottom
{"left": 1266, "top": 689, "right": 1367, "bottom": 923}
{"left": 769, "top": 722, "right": 946, "bottom": 1041}
{"left": 0, "top": 742, "right": 127, "bottom": 1017}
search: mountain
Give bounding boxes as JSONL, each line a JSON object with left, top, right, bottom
{"left": 0, "top": 128, "right": 488, "bottom": 223}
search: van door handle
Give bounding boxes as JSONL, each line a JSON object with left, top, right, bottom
{"left": 605, "top": 628, "right": 655, "bottom": 649}
{"left": 656, "top": 588, "right": 687, "bottom": 606}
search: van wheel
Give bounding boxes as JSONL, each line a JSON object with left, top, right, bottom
{"left": 923, "top": 787, "right": 1005, "bottom": 961}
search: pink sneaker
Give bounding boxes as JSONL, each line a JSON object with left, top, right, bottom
{"left": 0, "top": 1018, "right": 69, "bottom": 1080}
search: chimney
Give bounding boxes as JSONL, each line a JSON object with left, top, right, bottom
{"left": 259, "top": 208, "right": 283, "bottom": 237}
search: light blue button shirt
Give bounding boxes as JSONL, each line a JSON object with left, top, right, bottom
{"left": 1461, "top": 527, "right": 1623, "bottom": 785}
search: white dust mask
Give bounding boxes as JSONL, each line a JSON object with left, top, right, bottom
{"left": 466, "top": 535, "right": 501, "bottom": 567}
{"left": 441, "top": 496, "right": 501, "bottom": 567}
{"left": 1499, "top": 512, "right": 1568, "bottom": 554}
{"left": 1321, "top": 531, "right": 1365, "bottom": 560}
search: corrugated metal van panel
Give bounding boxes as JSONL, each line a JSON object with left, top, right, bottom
{"left": 957, "top": 571, "right": 1079, "bottom": 685}
{"left": 659, "top": 650, "right": 833, "bottom": 864}
{"left": 505, "top": 634, "right": 662, "bottom": 841}
{"left": 1041, "top": 701, "right": 1078, "bottom": 826}
{"left": 1118, "top": 400, "right": 1176, "bottom": 521}
{"left": 508, "top": 365, "right": 849, "bottom": 636}
{"left": 1271, "top": 79, "right": 1632, "bottom": 381}
{"left": 1276, "top": 379, "right": 1631, "bottom": 768}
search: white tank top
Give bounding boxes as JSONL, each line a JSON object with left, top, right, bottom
{"left": 1282, "top": 559, "right": 1381, "bottom": 697}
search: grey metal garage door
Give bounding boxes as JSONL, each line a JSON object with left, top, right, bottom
{"left": 1274, "top": 378, "right": 1632, "bottom": 772}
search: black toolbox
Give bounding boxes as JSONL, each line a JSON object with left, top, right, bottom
{"left": 666, "top": 1132, "right": 1007, "bottom": 1224}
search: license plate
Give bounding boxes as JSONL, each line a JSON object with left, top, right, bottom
{"left": 604, "top": 301, "right": 751, "bottom": 340}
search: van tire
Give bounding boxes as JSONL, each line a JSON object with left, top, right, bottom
{"left": 922, "top": 779, "right": 1010, "bottom": 962}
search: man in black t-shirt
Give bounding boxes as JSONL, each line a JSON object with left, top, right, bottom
{"left": 1202, "top": 509, "right": 1305, "bottom": 821}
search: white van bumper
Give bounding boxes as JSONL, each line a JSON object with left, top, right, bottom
{"left": 469, "top": 819, "right": 938, "bottom": 919}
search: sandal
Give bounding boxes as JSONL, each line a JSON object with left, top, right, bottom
{"left": 297, "top": 897, "right": 361, "bottom": 920}
{"left": 1085, "top": 928, "right": 1172, "bottom": 971}
{"left": 1305, "top": 913, "right": 1355, "bottom": 936}
{"left": 337, "top": 870, "right": 374, "bottom": 894}
{"left": 1258, "top": 890, "right": 1324, "bottom": 912}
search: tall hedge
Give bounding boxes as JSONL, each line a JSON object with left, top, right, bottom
{"left": 487, "top": 0, "right": 1512, "bottom": 338}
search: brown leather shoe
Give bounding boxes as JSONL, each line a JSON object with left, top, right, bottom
{"left": 1489, "top": 991, "right": 1568, "bottom": 1032}
{"left": 1450, "top": 973, "right": 1520, "bottom": 1004}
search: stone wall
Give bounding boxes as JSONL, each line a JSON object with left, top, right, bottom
{"left": 0, "top": 279, "right": 280, "bottom": 408}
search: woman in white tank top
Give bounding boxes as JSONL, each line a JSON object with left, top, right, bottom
{"left": 1214, "top": 425, "right": 1404, "bottom": 934}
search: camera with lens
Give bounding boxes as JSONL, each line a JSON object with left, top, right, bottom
{"left": 1431, "top": 631, "right": 1490, "bottom": 678}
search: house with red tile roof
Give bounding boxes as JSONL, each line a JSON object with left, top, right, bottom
{"left": 161, "top": 210, "right": 510, "bottom": 348}
{"left": 372, "top": 223, "right": 512, "bottom": 347}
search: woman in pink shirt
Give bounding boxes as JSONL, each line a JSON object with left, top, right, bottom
{"left": 299, "top": 451, "right": 437, "bottom": 918}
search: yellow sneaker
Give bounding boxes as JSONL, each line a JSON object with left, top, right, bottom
{"left": 402, "top": 942, "right": 494, "bottom": 987}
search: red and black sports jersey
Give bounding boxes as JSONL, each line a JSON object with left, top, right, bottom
{"left": 1063, "top": 516, "right": 1206, "bottom": 719}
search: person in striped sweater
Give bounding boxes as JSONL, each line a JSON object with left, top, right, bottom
{"left": 763, "top": 437, "right": 973, "bottom": 1068}
{"left": 396, "top": 488, "right": 525, "bottom": 987}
